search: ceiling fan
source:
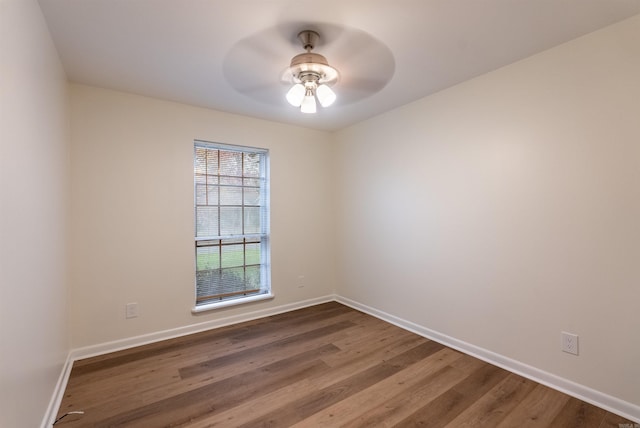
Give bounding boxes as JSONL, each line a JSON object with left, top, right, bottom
{"left": 222, "top": 23, "right": 395, "bottom": 112}
{"left": 283, "top": 30, "right": 338, "bottom": 113}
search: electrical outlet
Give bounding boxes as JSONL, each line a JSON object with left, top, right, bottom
{"left": 561, "top": 332, "right": 579, "bottom": 355}
{"left": 297, "top": 275, "right": 305, "bottom": 288}
{"left": 125, "top": 302, "right": 139, "bottom": 319}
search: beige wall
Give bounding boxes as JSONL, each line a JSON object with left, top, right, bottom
{"left": 334, "top": 15, "right": 640, "bottom": 406}
{"left": 69, "top": 85, "right": 336, "bottom": 348}
{"left": 0, "top": 0, "right": 70, "bottom": 426}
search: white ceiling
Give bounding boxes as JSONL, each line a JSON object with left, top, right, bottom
{"left": 38, "top": 0, "right": 640, "bottom": 132}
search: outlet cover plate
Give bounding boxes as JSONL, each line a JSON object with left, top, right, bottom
{"left": 126, "top": 302, "right": 139, "bottom": 319}
{"left": 561, "top": 331, "right": 579, "bottom": 355}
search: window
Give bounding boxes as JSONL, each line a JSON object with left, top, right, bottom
{"left": 193, "top": 141, "right": 270, "bottom": 310}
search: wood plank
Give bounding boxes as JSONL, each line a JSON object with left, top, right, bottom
{"left": 178, "top": 320, "right": 356, "bottom": 379}
{"left": 495, "top": 383, "right": 570, "bottom": 427}
{"left": 95, "top": 344, "right": 339, "bottom": 427}
{"left": 445, "top": 373, "right": 538, "bottom": 427}
{"left": 600, "top": 411, "right": 639, "bottom": 428}
{"left": 394, "top": 362, "right": 511, "bottom": 427}
{"left": 548, "top": 397, "right": 607, "bottom": 427}
{"left": 324, "top": 348, "right": 474, "bottom": 428}
{"left": 138, "top": 320, "right": 357, "bottom": 406}
{"left": 234, "top": 340, "right": 445, "bottom": 428}
{"left": 185, "top": 330, "right": 431, "bottom": 427}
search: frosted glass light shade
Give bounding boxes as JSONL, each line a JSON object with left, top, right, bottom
{"left": 316, "top": 84, "right": 336, "bottom": 107}
{"left": 300, "top": 93, "right": 317, "bottom": 113}
{"left": 286, "top": 84, "right": 306, "bottom": 107}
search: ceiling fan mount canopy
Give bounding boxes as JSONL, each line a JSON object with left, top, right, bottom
{"left": 298, "top": 29, "right": 319, "bottom": 51}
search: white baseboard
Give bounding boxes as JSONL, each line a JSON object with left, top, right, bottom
{"left": 335, "top": 295, "right": 640, "bottom": 423}
{"left": 42, "top": 294, "right": 335, "bottom": 427}
{"left": 40, "top": 353, "right": 74, "bottom": 428}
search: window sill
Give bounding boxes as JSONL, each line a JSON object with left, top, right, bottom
{"left": 191, "top": 293, "right": 274, "bottom": 314}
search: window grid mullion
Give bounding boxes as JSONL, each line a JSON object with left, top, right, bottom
{"left": 216, "top": 150, "right": 222, "bottom": 271}
{"left": 241, "top": 153, "right": 246, "bottom": 275}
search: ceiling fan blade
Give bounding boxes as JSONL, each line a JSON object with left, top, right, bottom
{"left": 223, "top": 24, "right": 306, "bottom": 104}
{"left": 323, "top": 27, "right": 395, "bottom": 99}
{"left": 341, "top": 76, "right": 389, "bottom": 93}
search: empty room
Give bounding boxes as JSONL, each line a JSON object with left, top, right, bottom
{"left": 2, "top": 0, "right": 639, "bottom": 427}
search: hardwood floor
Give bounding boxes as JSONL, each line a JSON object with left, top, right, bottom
{"left": 56, "top": 302, "right": 635, "bottom": 427}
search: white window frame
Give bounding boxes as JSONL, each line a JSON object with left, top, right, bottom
{"left": 192, "top": 140, "right": 272, "bottom": 312}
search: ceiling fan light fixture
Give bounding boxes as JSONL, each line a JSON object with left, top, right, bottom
{"left": 316, "top": 84, "right": 336, "bottom": 107}
{"left": 300, "top": 89, "right": 317, "bottom": 114}
{"left": 286, "top": 83, "right": 305, "bottom": 107}
{"left": 285, "top": 30, "right": 338, "bottom": 114}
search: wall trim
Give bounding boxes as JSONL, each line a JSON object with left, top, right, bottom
{"left": 42, "top": 294, "right": 335, "bottom": 427}
{"left": 335, "top": 295, "right": 640, "bottom": 423}
{"left": 41, "top": 352, "right": 74, "bottom": 428}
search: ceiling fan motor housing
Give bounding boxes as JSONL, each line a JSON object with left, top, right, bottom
{"left": 289, "top": 52, "right": 338, "bottom": 84}
{"left": 287, "top": 30, "right": 339, "bottom": 86}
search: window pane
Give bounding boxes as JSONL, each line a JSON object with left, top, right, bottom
{"left": 220, "top": 185, "right": 242, "bottom": 205}
{"left": 221, "top": 244, "right": 244, "bottom": 268}
{"left": 220, "top": 267, "right": 245, "bottom": 293}
{"left": 245, "top": 243, "right": 260, "bottom": 265}
{"left": 220, "top": 176, "right": 242, "bottom": 186}
{"left": 245, "top": 265, "right": 261, "bottom": 289}
{"left": 244, "top": 178, "right": 260, "bottom": 187}
{"left": 206, "top": 185, "right": 218, "bottom": 206}
{"left": 244, "top": 207, "right": 260, "bottom": 234}
{"left": 195, "top": 183, "right": 207, "bottom": 205}
{"left": 206, "top": 150, "right": 218, "bottom": 175}
{"left": 196, "top": 269, "right": 221, "bottom": 299}
{"left": 244, "top": 187, "right": 260, "bottom": 206}
{"left": 244, "top": 152, "right": 260, "bottom": 177}
{"left": 197, "top": 266, "right": 261, "bottom": 300}
{"left": 220, "top": 151, "right": 242, "bottom": 177}
{"left": 195, "top": 148, "right": 207, "bottom": 175}
{"left": 196, "top": 206, "right": 218, "bottom": 237}
{"left": 220, "top": 206, "right": 242, "bottom": 235}
{"left": 196, "top": 245, "right": 220, "bottom": 270}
